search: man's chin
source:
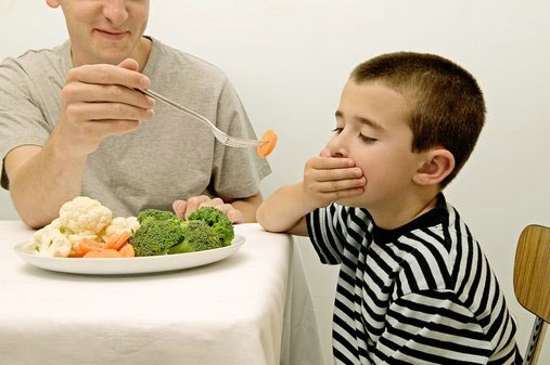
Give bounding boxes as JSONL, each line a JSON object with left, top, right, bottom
{"left": 90, "top": 43, "right": 132, "bottom": 64}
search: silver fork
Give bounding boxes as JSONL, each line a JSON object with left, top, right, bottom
{"left": 139, "top": 89, "right": 265, "bottom": 148}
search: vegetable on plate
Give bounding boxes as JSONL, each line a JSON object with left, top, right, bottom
{"left": 23, "top": 196, "right": 235, "bottom": 260}
{"left": 130, "top": 207, "right": 235, "bottom": 257}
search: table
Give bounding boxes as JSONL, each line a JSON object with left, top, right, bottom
{"left": 0, "top": 221, "right": 325, "bottom": 365}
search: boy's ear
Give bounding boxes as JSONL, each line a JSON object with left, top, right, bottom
{"left": 413, "top": 149, "right": 455, "bottom": 186}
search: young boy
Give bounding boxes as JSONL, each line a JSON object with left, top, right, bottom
{"left": 257, "top": 52, "right": 522, "bottom": 364}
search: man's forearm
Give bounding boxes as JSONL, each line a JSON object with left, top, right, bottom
{"left": 230, "top": 192, "right": 264, "bottom": 223}
{"left": 7, "top": 141, "right": 87, "bottom": 228}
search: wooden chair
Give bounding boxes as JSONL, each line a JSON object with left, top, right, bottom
{"left": 513, "top": 224, "right": 550, "bottom": 365}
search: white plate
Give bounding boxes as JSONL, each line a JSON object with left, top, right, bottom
{"left": 14, "top": 235, "right": 245, "bottom": 275}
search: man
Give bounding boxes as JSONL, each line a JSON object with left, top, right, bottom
{"left": 0, "top": 0, "right": 270, "bottom": 228}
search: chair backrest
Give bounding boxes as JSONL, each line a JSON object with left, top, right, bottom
{"left": 513, "top": 224, "right": 550, "bottom": 365}
{"left": 514, "top": 224, "right": 550, "bottom": 322}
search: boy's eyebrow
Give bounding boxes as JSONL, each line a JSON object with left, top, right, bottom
{"left": 335, "top": 110, "right": 384, "bottom": 131}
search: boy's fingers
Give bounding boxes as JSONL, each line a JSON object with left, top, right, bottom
{"left": 308, "top": 156, "right": 355, "bottom": 170}
{"left": 317, "top": 177, "right": 366, "bottom": 193}
{"left": 308, "top": 166, "right": 363, "bottom": 183}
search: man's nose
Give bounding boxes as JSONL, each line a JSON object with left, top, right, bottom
{"left": 103, "top": 0, "right": 129, "bottom": 25}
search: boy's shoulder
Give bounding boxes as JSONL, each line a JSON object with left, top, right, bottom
{"left": 309, "top": 195, "right": 482, "bottom": 287}
{"left": 331, "top": 194, "right": 479, "bottom": 297}
{"left": 382, "top": 198, "right": 456, "bottom": 284}
{"left": 388, "top": 196, "right": 499, "bottom": 312}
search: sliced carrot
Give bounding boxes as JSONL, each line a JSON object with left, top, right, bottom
{"left": 104, "top": 231, "right": 130, "bottom": 250}
{"left": 83, "top": 249, "right": 123, "bottom": 258}
{"left": 257, "top": 129, "right": 278, "bottom": 158}
{"left": 75, "top": 238, "right": 104, "bottom": 257}
{"left": 113, "top": 231, "right": 130, "bottom": 250}
{"left": 118, "top": 243, "right": 135, "bottom": 258}
{"left": 103, "top": 234, "right": 119, "bottom": 250}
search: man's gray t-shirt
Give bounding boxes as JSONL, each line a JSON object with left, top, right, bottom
{"left": 0, "top": 38, "right": 271, "bottom": 217}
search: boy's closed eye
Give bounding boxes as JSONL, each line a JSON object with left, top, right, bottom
{"left": 331, "top": 127, "right": 377, "bottom": 144}
{"left": 359, "top": 134, "right": 377, "bottom": 144}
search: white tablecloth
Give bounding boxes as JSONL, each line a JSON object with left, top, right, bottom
{"left": 0, "top": 221, "right": 325, "bottom": 365}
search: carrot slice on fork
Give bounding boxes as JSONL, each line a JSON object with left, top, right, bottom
{"left": 257, "top": 130, "right": 278, "bottom": 158}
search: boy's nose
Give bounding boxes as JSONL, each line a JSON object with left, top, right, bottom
{"left": 325, "top": 135, "right": 348, "bottom": 158}
{"left": 103, "top": 0, "right": 129, "bottom": 25}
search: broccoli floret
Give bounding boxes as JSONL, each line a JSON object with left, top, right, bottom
{"left": 137, "top": 208, "right": 178, "bottom": 226}
{"left": 130, "top": 218, "right": 186, "bottom": 256}
{"left": 130, "top": 207, "right": 235, "bottom": 256}
{"left": 187, "top": 207, "right": 234, "bottom": 246}
{"left": 168, "top": 220, "right": 223, "bottom": 254}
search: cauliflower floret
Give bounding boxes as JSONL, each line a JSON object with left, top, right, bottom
{"left": 50, "top": 218, "right": 62, "bottom": 230}
{"left": 25, "top": 224, "right": 72, "bottom": 258}
{"left": 101, "top": 216, "right": 140, "bottom": 241}
{"left": 67, "top": 232, "right": 100, "bottom": 246}
{"left": 58, "top": 196, "right": 113, "bottom": 235}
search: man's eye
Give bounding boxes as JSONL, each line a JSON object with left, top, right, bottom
{"left": 332, "top": 127, "right": 343, "bottom": 134}
{"left": 359, "top": 134, "right": 377, "bottom": 144}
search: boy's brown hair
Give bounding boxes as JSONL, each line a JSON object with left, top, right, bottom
{"left": 350, "top": 52, "right": 486, "bottom": 187}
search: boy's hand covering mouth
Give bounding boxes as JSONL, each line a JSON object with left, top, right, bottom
{"left": 302, "top": 153, "right": 366, "bottom": 211}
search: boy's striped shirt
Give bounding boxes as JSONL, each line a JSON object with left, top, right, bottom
{"left": 306, "top": 194, "right": 521, "bottom": 365}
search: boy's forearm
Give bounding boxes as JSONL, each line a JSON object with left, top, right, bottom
{"left": 256, "top": 182, "right": 310, "bottom": 236}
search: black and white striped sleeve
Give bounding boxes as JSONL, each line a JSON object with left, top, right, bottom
{"left": 306, "top": 204, "right": 348, "bottom": 264}
{"left": 371, "top": 291, "right": 518, "bottom": 365}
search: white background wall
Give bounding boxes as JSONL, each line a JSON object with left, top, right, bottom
{"left": 1, "top": 0, "right": 549, "bottom": 363}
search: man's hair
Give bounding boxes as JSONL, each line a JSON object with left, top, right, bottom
{"left": 350, "top": 52, "right": 486, "bottom": 187}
